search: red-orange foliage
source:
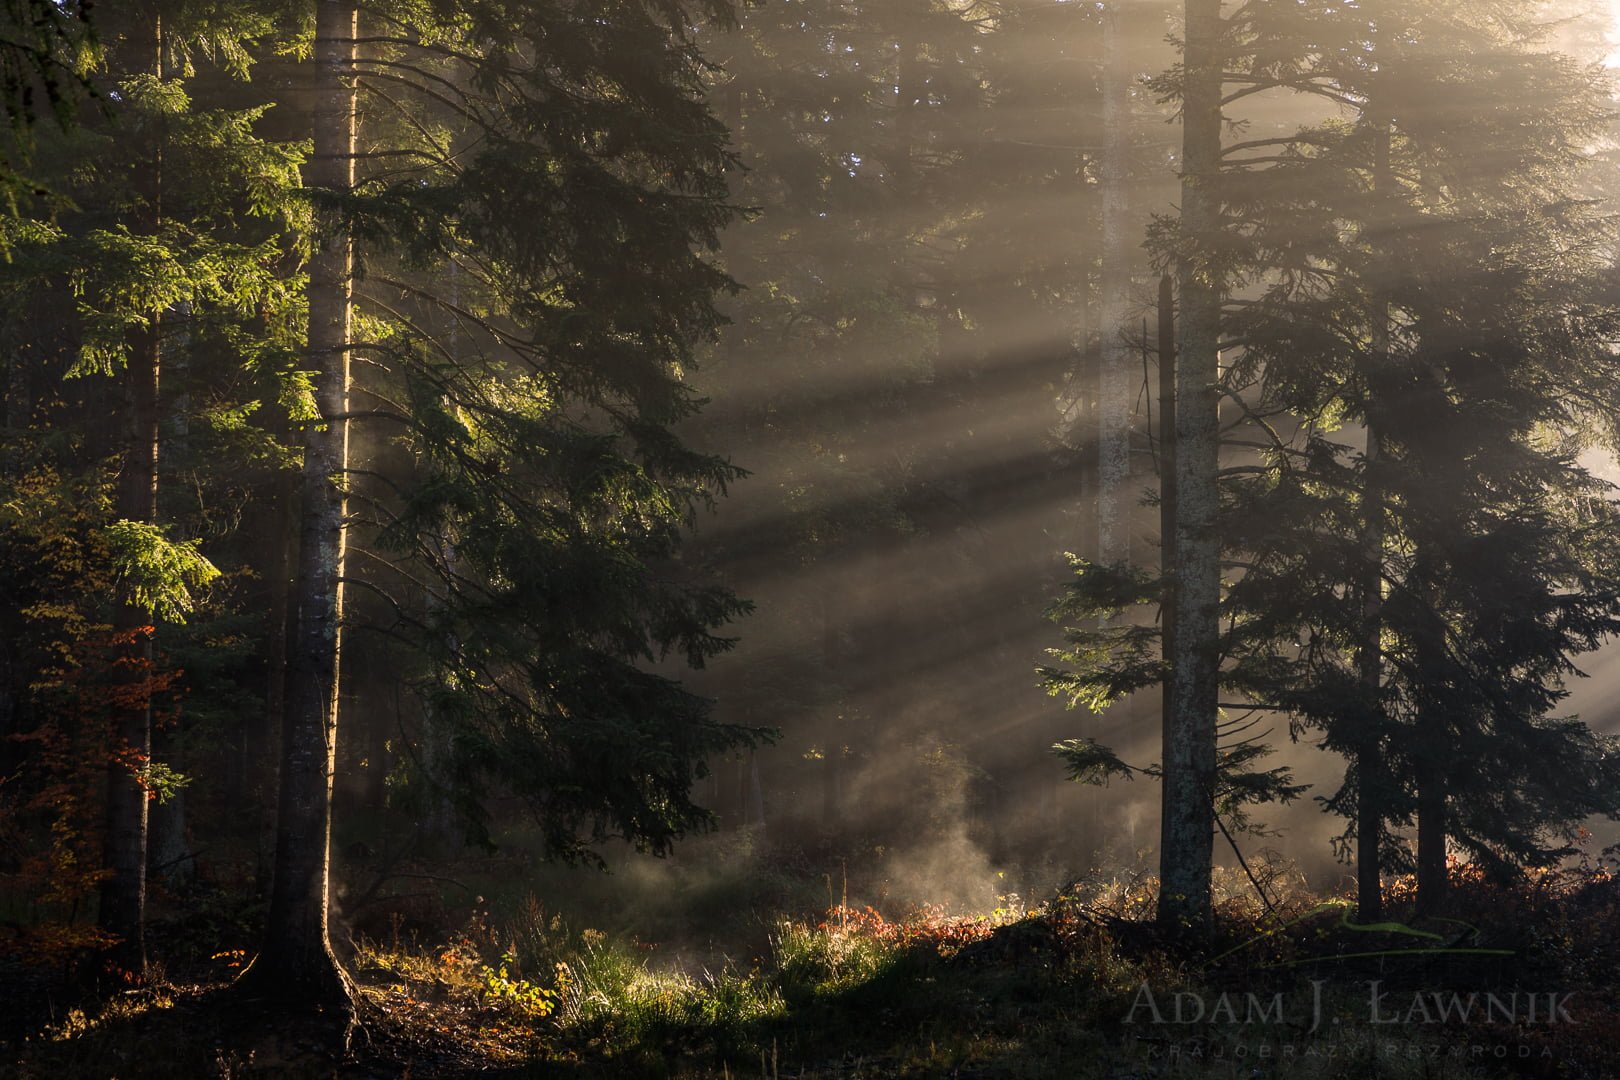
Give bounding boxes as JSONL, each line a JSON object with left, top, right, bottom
{"left": 1, "top": 628, "right": 182, "bottom": 968}
{"left": 818, "top": 904, "right": 999, "bottom": 957}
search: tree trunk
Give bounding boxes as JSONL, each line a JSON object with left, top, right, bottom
{"left": 1355, "top": 416, "right": 1384, "bottom": 921}
{"left": 1416, "top": 756, "right": 1446, "bottom": 913}
{"left": 99, "top": 17, "right": 164, "bottom": 973}
{"left": 241, "top": 0, "right": 357, "bottom": 1010}
{"left": 1414, "top": 565, "right": 1448, "bottom": 914}
{"left": 255, "top": 468, "right": 297, "bottom": 897}
{"left": 1356, "top": 110, "right": 1394, "bottom": 922}
{"left": 1159, "top": 0, "right": 1223, "bottom": 932}
{"left": 1096, "top": 1, "right": 1132, "bottom": 567}
{"left": 1157, "top": 274, "right": 1177, "bottom": 853}
{"left": 100, "top": 316, "right": 159, "bottom": 973}
{"left": 150, "top": 305, "right": 194, "bottom": 889}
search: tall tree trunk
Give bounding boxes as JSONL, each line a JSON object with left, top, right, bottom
{"left": 1157, "top": 273, "right": 1177, "bottom": 842}
{"left": 1415, "top": 753, "right": 1446, "bottom": 913}
{"left": 255, "top": 468, "right": 297, "bottom": 897}
{"left": 1414, "top": 570, "right": 1448, "bottom": 914}
{"left": 1096, "top": 1, "right": 1132, "bottom": 566}
{"left": 242, "top": 0, "right": 357, "bottom": 1008}
{"left": 1356, "top": 110, "right": 1394, "bottom": 922}
{"left": 1159, "top": 0, "right": 1223, "bottom": 932}
{"left": 100, "top": 317, "right": 159, "bottom": 973}
{"left": 1355, "top": 416, "right": 1385, "bottom": 921}
{"left": 99, "top": 16, "right": 164, "bottom": 974}
{"left": 150, "top": 305, "right": 194, "bottom": 889}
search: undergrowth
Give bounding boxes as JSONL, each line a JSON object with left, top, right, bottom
{"left": 10, "top": 853, "right": 1620, "bottom": 1077}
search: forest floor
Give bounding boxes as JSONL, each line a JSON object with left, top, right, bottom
{"left": 6, "top": 854, "right": 1620, "bottom": 1078}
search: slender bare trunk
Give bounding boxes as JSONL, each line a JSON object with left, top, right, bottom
{"left": 1097, "top": 2, "right": 1132, "bottom": 566}
{"left": 1414, "top": 572, "right": 1448, "bottom": 913}
{"left": 1356, "top": 111, "right": 1394, "bottom": 921}
{"left": 1415, "top": 755, "right": 1446, "bottom": 913}
{"left": 1157, "top": 274, "right": 1177, "bottom": 851}
{"left": 1159, "top": 0, "right": 1223, "bottom": 932}
{"left": 242, "top": 0, "right": 357, "bottom": 1008}
{"left": 101, "top": 317, "right": 159, "bottom": 972}
{"left": 255, "top": 469, "right": 297, "bottom": 896}
{"left": 150, "top": 307, "right": 194, "bottom": 889}
{"left": 1355, "top": 416, "right": 1385, "bottom": 921}
{"left": 99, "top": 18, "right": 164, "bottom": 973}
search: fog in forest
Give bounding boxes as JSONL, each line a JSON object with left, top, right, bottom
{"left": 523, "top": 0, "right": 1620, "bottom": 922}
{"left": 13, "top": 5, "right": 1620, "bottom": 1053}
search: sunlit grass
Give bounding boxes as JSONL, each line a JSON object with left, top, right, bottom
{"left": 15, "top": 856, "right": 1620, "bottom": 1077}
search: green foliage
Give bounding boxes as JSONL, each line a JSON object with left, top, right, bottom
{"left": 1046, "top": 0, "right": 1620, "bottom": 877}
{"left": 103, "top": 520, "right": 219, "bottom": 623}
{"left": 0, "top": 0, "right": 96, "bottom": 221}
{"left": 327, "top": 0, "right": 768, "bottom": 862}
{"left": 480, "top": 950, "right": 558, "bottom": 1017}
{"left": 134, "top": 759, "right": 191, "bottom": 805}
{"left": 1214, "top": 0, "right": 1620, "bottom": 872}
{"left": 1039, "top": 557, "right": 1166, "bottom": 713}
{"left": 1051, "top": 737, "right": 1138, "bottom": 787}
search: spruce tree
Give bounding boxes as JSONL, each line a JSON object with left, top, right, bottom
{"left": 238, "top": 0, "right": 759, "bottom": 1007}
{"left": 0, "top": 0, "right": 305, "bottom": 973}
{"left": 1159, "top": 0, "right": 1224, "bottom": 931}
{"left": 1042, "top": 0, "right": 1620, "bottom": 928}
{"left": 1208, "top": 0, "right": 1620, "bottom": 912}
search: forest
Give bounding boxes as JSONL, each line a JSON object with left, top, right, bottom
{"left": 6, "top": 0, "right": 1620, "bottom": 1076}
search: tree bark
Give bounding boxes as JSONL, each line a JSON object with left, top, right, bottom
{"left": 1096, "top": 2, "right": 1132, "bottom": 567}
{"left": 100, "top": 316, "right": 159, "bottom": 973}
{"left": 1157, "top": 274, "right": 1177, "bottom": 849}
{"left": 150, "top": 305, "right": 194, "bottom": 889}
{"left": 241, "top": 0, "right": 357, "bottom": 1009}
{"left": 1356, "top": 109, "right": 1393, "bottom": 922}
{"left": 1414, "top": 568, "right": 1448, "bottom": 914}
{"left": 1354, "top": 417, "right": 1385, "bottom": 922}
{"left": 99, "top": 17, "right": 164, "bottom": 974}
{"left": 1159, "top": 0, "right": 1223, "bottom": 932}
{"left": 1415, "top": 754, "right": 1446, "bottom": 913}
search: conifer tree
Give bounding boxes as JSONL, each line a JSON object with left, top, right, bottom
{"left": 0, "top": 0, "right": 304, "bottom": 971}
{"left": 1043, "top": 0, "right": 1620, "bottom": 929}
{"left": 0, "top": 0, "right": 96, "bottom": 209}
{"left": 1160, "top": 0, "right": 1224, "bottom": 931}
{"left": 239, "top": 0, "right": 759, "bottom": 1007}
{"left": 248, "top": 0, "right": 356, "bottom": 1006}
